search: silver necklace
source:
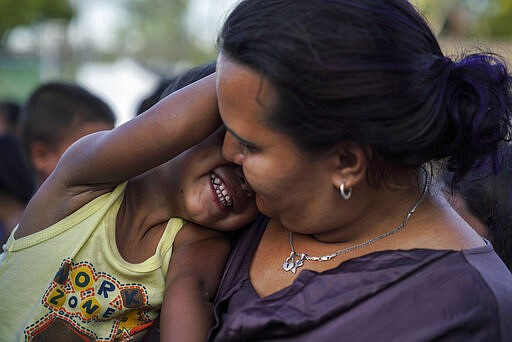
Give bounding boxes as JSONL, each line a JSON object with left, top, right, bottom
{"left": 282, "top": 170, "right": 430, "bottom": 273}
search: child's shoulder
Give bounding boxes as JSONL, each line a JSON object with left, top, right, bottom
{"left": 174, "top": 222, "right": 230, "bottom": 248}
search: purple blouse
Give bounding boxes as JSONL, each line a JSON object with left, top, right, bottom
{"left": 209, "top": 215, "right": 512, "bottom": 341}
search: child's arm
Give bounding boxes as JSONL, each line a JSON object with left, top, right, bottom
{"left": 58, "top": 73, "right": 220, "bottom": 187}
{"left": 159, "top": 223, "right": 232, "bottom": 341}
{"left": 17, "top": 74, "right": 220, "bottom": 237}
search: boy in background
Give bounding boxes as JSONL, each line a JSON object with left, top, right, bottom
{"left": 19, "top": 82, "right": 116, "bottom": 188}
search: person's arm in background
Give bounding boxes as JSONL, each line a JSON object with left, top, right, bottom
{"left": 160, "top": 223, "right": 232, "bottom": 341}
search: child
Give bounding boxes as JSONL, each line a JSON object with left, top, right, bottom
{"left": 19, "top": 81, "right": 116, "bottom": 189}
{"left": 0, "top": 65, "right": 258, "bottom": 341}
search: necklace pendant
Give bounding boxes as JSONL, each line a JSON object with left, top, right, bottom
{"left": 282, "top": 252, "right": 296, "bottom": 272}
{"left": 290, "top": 253, "right": 306, "bottom": 273}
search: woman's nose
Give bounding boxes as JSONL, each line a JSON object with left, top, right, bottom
{"left": 235, "top": 167, "right": 253, "bottom": 197}
{"left": 222, "top": 131, "right": 243, "bottom": 165}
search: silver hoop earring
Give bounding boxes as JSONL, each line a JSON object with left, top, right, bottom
{"left": 340, "top": 181, "right": 352, "bottom": 200}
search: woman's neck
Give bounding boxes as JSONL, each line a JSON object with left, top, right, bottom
{"left": 313, "top": 169, "right": 428, "bottom": 244}
{"left": 313, "top": 184, "right": 424, "bottom": 244}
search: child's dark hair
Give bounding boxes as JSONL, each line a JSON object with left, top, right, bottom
{"left": 219, "top": 0, "right": 512, "bottom": 186}
{"left": 161, "top": 62, "right": 216, "bottom": 99}
{"left": 19, "top": 82, "right": 116, "bottom": 153}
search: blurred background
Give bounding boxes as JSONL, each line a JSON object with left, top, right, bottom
{"left": 0, "top": 0, "right": 511, "bottom": 124}
{"left": 0, "top": 0, "right": 239, "bottom": 123}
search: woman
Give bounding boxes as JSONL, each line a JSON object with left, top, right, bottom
{"left": 208, "top": 0, "right": 512, "bottom": 340}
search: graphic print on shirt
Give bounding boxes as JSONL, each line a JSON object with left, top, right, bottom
{"left": 24, "top": 259, "right": 157, "bottom": 341}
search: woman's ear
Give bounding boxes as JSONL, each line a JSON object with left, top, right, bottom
{"left": 330, "top": 141, "right": 368, "bottom": 190}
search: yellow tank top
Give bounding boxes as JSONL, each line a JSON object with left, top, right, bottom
{"left": 0, "top": 183, "right": 184, "bottom": 341}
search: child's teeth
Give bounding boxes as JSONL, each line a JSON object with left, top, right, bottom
{"left": 211, "top": 173, "right": 233, "bottom": 207}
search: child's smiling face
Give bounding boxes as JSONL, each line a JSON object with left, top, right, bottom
{"left": 170, "top": 126, "right": 259, "bottom": 231}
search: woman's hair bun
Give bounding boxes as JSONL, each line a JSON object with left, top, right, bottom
{"left": 442, "top": 53, "right": 512, "bottom": 183}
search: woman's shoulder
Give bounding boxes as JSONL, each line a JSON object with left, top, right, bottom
{"left": 347, "top": 244, "right": 511, "bottom": 297}
{"left": 408, "top": 246, "right": 512, "bottom": 341}
{"left": 459, "top": 242, "right": 512, "bottom": 308}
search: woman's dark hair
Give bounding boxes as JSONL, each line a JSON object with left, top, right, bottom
{"left": 218, "top": 0, "right": 512, "bottom": 185}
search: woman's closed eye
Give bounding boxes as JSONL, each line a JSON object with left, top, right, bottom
{"left": 224, "top": 126, "right": 259, "bottom": 156}
{"left": 239, "top": 141, "right": 257, "bottom": 153}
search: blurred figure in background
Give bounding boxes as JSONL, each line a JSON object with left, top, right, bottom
{"left": 19, "top": 82, "right": 116, "bottom": 189}
{"left": 445, "top": 144, "right": 512, "bottom": 270}
{"left": 0, "top": 134, "right": 34, "bottom": 244}
{"left": 0, "top": 101, "right": 21, "bottom": 136}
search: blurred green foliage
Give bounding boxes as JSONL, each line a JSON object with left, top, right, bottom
{"left": 414, "top": 0, "right": 512, "bottom": 38}
{"left": 480, "top": 0, "right": 512, "bottom": 38}
{"left": 0, "top": 48, "right": 39, "bottom": 101}
{"left": 124, "top": 0, "right": 213, "bottom": 70}
{"left": 1, "top": 0, "right": 511, "bottom": 103}
{"left": 0, "top": 64, "right": 38, "bottom": 101}
{"left": 0, "top": 0, "right": 71, "bottom": 102}
{"left": 0, "top": 0, "right": 72, "bottom": 38}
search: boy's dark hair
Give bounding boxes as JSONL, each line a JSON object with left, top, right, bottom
{"left": 19, "top": 82, "right": 116, "bottom": 153}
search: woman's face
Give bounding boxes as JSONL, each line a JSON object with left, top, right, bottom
{"left": 216, "top": 54, "right": 340, "bottom": 234}
{"left": 171, "top": 126, "right": 259, "bottom": 231}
